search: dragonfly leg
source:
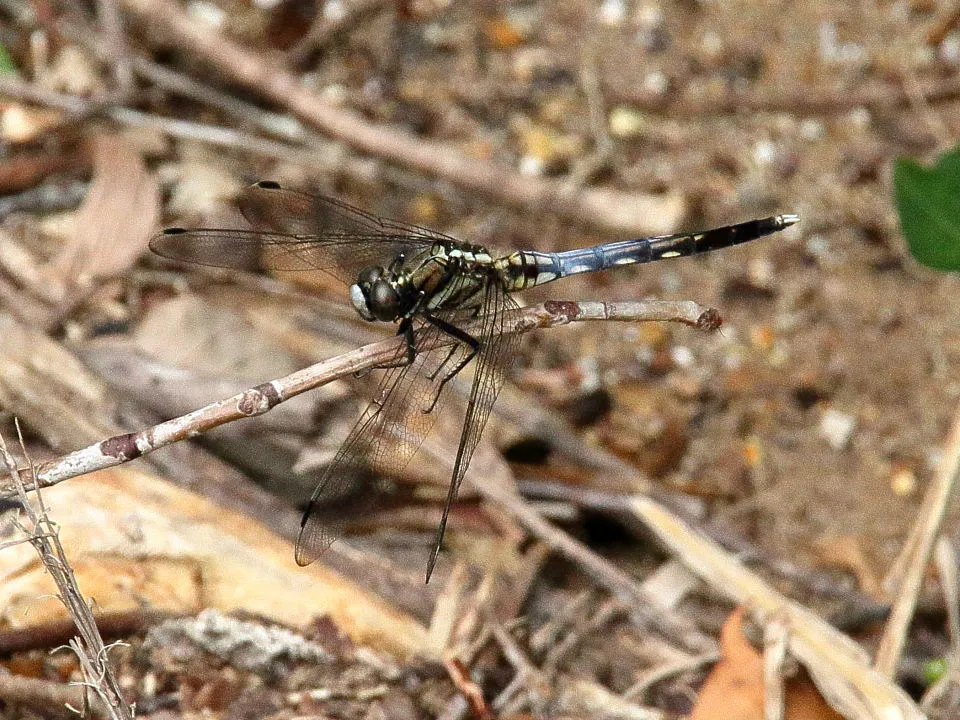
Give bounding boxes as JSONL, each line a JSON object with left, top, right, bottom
{"left": 353, "top": 319, "right": 416, "bottom": 377}
{"left": 421, "top": 312, "right": 480, "bottom": 413}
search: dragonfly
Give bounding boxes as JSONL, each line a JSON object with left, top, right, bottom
{"left": 151, "top": 180, "right": 798, "bottom": 582}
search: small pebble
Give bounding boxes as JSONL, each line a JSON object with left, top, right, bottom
{"left": 186, "top": 0, "right": 226, "bottom": 28}
{"left": 643, "top": 70, "right": 668, "bottom": 95}
{"left": 890, "top": 468, "right": 917, "bottom": 497}
{"left": 598, "top": 0, "right": 626, "bottom": 26}
{"left": 800, "top": 119, "right": 824, "bottom": 140}
{"left": 608, "top": 106, "right": 647, "bottom": 138}
{"left": 820, "top": 408, "right": 856, "bottom": 451}
{"left": 670, "top": 345, "right": 695, "bottom": 368}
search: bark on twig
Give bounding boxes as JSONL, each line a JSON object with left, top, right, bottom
{"left": 0, "top": 299, "right": 717, "bottom": 500}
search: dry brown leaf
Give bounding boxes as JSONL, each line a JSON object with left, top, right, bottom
{"left": 692, "top": 607, "right": 765, "bottom": 720}
{"left": 692, "top": 608, "right": 844, "bottom": 720}
{"left": 812, "top": 533, "right": 882, "bottom": 598}
{"left": 47, "top": 134, "right": 159, "bottom": 287}
{"left": 0, "top": 467, "right": 428, "bottom": 658}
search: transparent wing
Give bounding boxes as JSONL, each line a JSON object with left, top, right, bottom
{"left": 149, "top": 182, "right": 445, "bottom": 284}
{"left": 425, "top": 280, "right": 521, "bottom": 581}
{"left": 295, "top": 282, "right": 520, "bottom": 576}
{"left": 237, "top": 181, "right": 456, "bottom": 242}
{"left": 295, "top": 313, "right": 480, "bottom": 566}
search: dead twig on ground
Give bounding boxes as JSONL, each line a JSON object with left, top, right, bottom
{"left": 919, "top": 537, "right": 960, "bottom": 715}
{"left": 286, "top": 0, "right": 393, "bottom": 67}
{"left": 0, "top": 674, "right": 95, "bottom": 720}
{"left": 443, "top": 656, "right": 495, "bottom": 720}
{"left": 875, "top": 401, "right": 960, "bottom": 677}
{"left": 762, "top": 613, "right": 790, "bottom": 720}
{"left": 115, "top": 0, "right": 686, "bottom": 237}
{"left": 0, "top": 608, "right": 174, "bottom": 655}
{"left": 604, "top": 73, "right": 960, "bottom": 117}
{"left": 630, "top": 495, "right": 925, "bottom": 720}
{"left": 475, "top": 473, "right": 714, "bottom": 654}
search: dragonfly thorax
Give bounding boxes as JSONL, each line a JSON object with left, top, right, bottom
{"left": 351, "top": 265, "right": 410, "bottom": 322}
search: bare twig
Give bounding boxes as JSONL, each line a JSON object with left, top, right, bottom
{"left": 621, "top": 651, "right": 720, "bottom": 702}
{"left": 920, "top": 538, "right": 960, "bottom": 714}
{"left": 115, "top": 0, "right": 686, "bottom": 237}
{"left": 604, "top": 72, "right": 960, "bottom": 117}
{"left": 935, "top": 537, "right": 960, "bottom": 654}
{"left": 0, "top": 74, "right": 356, "bottom": 178}
{"left": 475, "top": 476, "right": 714, "bottom": 654}
{"left": 95, "top": 0, "right": 134, "bottom": 93}
{"left": 0, "top": 608, "right": 174, "bottom": 655}
{"left": 876, "top": 401, "right": 960, "bottom": 677}
{"left": 630, "top": 495, "right": 924, "bottom": 720}
{"left": 490, "top": 622, "right": 551, "bottom": 715}
{"left": 0, "top": 425, "right": 134, "bottom": 720}
{"left": 528, "top": 589, "right": 594, "bottom": 654}
{"left": 0, "top": 299, "right": 716, "bottom": 499}
{"left": 443, "top": 656, "right": 495, "bottom": 720}
{"left": 541, "top": 597, "right": 623, "bottom": 676}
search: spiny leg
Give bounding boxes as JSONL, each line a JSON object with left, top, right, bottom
{"left": 353, "top": 319, "right": 416, "bottom": 378}
{"left": 425, "top": 304, "right": 481, "bottom": 383}
{"left": 421, "top": 312, "right": 480, "bottom": 414}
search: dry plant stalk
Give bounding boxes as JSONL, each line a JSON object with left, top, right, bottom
{"left": 875, "top": 401, "right": 960, "bottom": 677}
{"left": 0, "top": 424, "right": 134, "bottom": 720}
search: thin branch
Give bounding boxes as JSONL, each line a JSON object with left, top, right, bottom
{"left": 115, "top": 0, "right": 686, "bottom": 237}
{"left": 603, "top": 71, "right": 960, "bottom": 117}
{"left": 0, "top": 299, "right": 716, "bottom": 499}
{"left": 476, "top": 476, "right": 713, "bottom": 654}
{"left": 630, "top": 495, "right": 925, "bottom": 720}
{"left": 763, "top": 614, "right": 790, "bottom": 720}
{"left": 0, "top": 674, "right": 93, "bottom": 719}
{"left": 285, "top": 0, "right": 393, "bottom": 66}
{"left": 875, "top": 400, "right": 960, "bottom": 677}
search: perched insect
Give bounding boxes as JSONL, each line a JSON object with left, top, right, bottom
{"left": 151, "top": 181, "right": 798, "bottom": 581}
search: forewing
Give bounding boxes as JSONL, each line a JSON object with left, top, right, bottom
{"left": 295, "top": 318, "right": 478, "bottom": 566}
{"left": 238, "top": 182, "right": 454, "bottom": 242}
{"left": 150, "top": 182, "right": 441, "bottom": 283}
{"left": 425, "top": 280, "right": 521, "bottom": 581}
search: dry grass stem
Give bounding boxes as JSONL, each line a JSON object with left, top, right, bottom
{"left": 876, "top": 401, "right": 960, "bottom": 677}
{"left": 0, "top": 425, "right": 134, "bottom": 720}
{"left": 630, "top": 495, "right": 924, "bottom": 720}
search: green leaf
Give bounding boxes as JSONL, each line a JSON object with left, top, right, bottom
{"left": 923, "top": 657, "right": 948, "bottom": 685}
{"left": 0, "top": 44, "right": 15, "bottom": 75}
{"left": 893, "top": 145, "right": 960, "bottom": 271}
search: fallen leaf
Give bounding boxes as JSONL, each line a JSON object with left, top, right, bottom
{"left": 692, "top": 608, "right": 764, "bottom": 720}
{"left": 47, "top": 134, "right": 159, "bottom": 288}
{"left": 692, "top": 608, "right": 843, "bottom": 720}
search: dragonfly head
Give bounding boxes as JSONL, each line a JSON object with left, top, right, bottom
{"left": 352, "top": 266, "right": 402, "bottom": 322}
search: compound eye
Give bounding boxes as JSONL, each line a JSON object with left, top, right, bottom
{"left": 369, "top": 280, "right": 400, "bottom": 321}
{"left": 357, "top": 267, "right": 382, "bottom": 287}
